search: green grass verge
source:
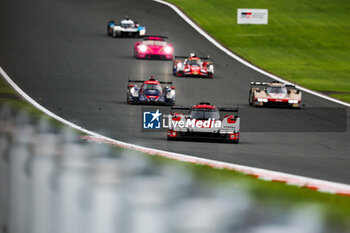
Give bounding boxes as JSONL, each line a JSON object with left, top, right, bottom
{"left": 0, "top": 77, "right": 17, "bottom": 96}
{"left": 0, "top": 76, "right": 60, "bottom": 122}
{"left": 166, "top": 0, "right": 350, "bottom": 103}
{"left": 330, "top": 93, "right": 350, "bottom": 103}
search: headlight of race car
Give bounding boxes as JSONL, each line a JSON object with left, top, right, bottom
{"left": 288, "top": 99, "right": 299, "bottom": 103}
{"left": 200, "top": 69, "right": 206, "bottom": 73}
{"left": 184, "top": 68, "right": 190, "bottom": 72}
{"left": 209, "top": 65, "right": 214, "bottom": 71}
{"left": 164, "top": 46, "right": 172, "bottom": 53}
{"left": 166, "top": 90, "right": 175, "bottom": 99}
{"left": 139, "top": 45, "right": 147, "bottom": 52}
{"left": 139, "top": 29, "right": 146, "bottom": 35}
{"left": 130, "top": 87, "right": 139, "bottom": 97}
{"left": 257, "top": 98, "right": 268, "bottom": 102}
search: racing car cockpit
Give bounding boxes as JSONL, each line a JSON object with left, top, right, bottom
{"left": 189, "top": 108, "right": 220, "bottom": 120}
{"left": 266, "top": 86, "right": 288, "bottom": 94}
{"left": 185, "top": 59, "right": 201, "bottom": 66}
{"left": 141, "top": 83, "right": 162, "bottom": 92}
{"left": 120, "top": 21, "right": 135, "bottom": 28}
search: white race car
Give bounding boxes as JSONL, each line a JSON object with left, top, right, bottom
{"left": 167, "top": 102, "right": 240, "bottom": 143}
{"left": 107, "top": 16, "right": 146, "bottom": 37}
{"left": 249, "top": 81, "right": 302, "bottom": 108}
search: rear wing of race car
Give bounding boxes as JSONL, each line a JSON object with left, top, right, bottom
{"left": 171, "top": 104, "right": 239, "bottom": 115}
{"left": 285, "top": 84, "right": 298, "bottom": 89}
{"left": 250, "top": 81, "right": 298, "bottom": 87}
{"left": 174, "top": 55, "right": 210, "bottom": 60}
{"left": 143, "top": 35, "right": 168, "bottom": 40}
{"left": 171, "top": 105, "right": 191, "bottom": 110}
{"left": 250, "top": 81, "right": 299, "bottom": 90}
{"left": 250, "top": 81, "right": 269, "bottom": 86}
{"left": 128, "top": 79, "right": 173, "bottom": 85}
{"left": 218, "top": 105, "right": 239, "bottom": 117}
{"left": 217, "top": 106, "right": 239, "bottom": 112}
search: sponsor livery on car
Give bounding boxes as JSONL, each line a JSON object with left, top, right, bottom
{"left": 249, "top": 81, "right": 302, "bottom": 108}
{"left": 173, "top": 53, "right": 214, "bottom": 78}
{"left": 167, "top": 102, "right": 240, "bottom": 143}
{"left": 134, "top": 36, "right": 174, "bottom": 60}
{"left": 107, "top": 16, "right": 146, "bottom": 37}
{"left": 127, "top": 76, "right": 175, "bottom": 105}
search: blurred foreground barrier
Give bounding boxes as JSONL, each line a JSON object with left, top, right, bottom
{"left": 0, "top": 103, "right": 333, "bottom": 233}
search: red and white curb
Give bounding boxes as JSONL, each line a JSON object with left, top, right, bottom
{"left": 153, "top": 0, "right": 350, "bottom": 108}
{"left": 81, "top": 135, "right": 350, "bottom": 196}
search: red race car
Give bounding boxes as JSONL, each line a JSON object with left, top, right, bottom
{"left": 134, "top": 36, "right": 174, "bottom": 60}
{"left": 173, "top": 53, "right": 214, "bottom": 78}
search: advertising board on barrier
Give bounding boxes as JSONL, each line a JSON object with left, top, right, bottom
{"left": 237, "top": 9, "right": 268, "bottom": 24}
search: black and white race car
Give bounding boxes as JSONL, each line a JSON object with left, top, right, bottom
{"left": 167, "top": 102, "right": 240, "bottom": 143}
{"left": 107, "top": 16, "right": 146, "bottom": 37}
{"left": 127, "top": 76, "right": 175, "bottom": 106}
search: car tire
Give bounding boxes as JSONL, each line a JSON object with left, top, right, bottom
{"left": 252, "top": 95, "right": 258, "bottom": 107}
{"left": 107, "top": 20, "right": 115, "bottom": 36}
{"left": 207, "top": 72, "right": 213, "bottom": 78}
{"left": 248, "top": 90, "right": 253, "bottom": 105}
{"left": 126, "top": 94, "right": 131, "bottom": 104}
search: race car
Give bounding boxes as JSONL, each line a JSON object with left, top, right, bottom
{"left": 134, "top": 36, "right": 174, "bottom": 60}
{"left": 173, "top": 53, "right": 214, "bottom": 78}
{"left": 127, "top": 76, "right": 176, "bottom": 105}
{"left": 107, "top": 16, "right": 146, "bottom": 37}
{"left": 248, "top": 81, "right": 302, "bottom": 108}
{"left": 167, "top": 102, "right": 240, "bottom": 143}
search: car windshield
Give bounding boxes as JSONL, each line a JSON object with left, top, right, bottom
{"left": 121, "top": 23, "right": 134, "bottom": 28}
{"left": 143, "top": 41, "right": 167, "bottom": 46}
{"left": 266, "top": 86, "right": 287, "bottom": 94}
{"left": 189, "top": 109, "right": 220, "bottom": 120}
{"left": 186, "top": 59, "right": 201, "bottom": 66}
{"left": 143, "top": 84, "right": 162, "bottom": 91}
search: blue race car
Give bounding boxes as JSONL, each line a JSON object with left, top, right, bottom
{"left": 127, "top": 76, "right": 176, "bottom": 105}
{"left": 107, "top": 16, "right": 146, "bottom": 37}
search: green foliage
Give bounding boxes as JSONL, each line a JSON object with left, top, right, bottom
{"left": 167, "top": 0, "right": 350, "bottom": 102}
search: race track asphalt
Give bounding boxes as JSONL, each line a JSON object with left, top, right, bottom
{"left": 0, "top": 0, "right": 349, "bottom": 183}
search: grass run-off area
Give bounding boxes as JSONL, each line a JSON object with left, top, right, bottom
{"left": 166, "top": 0, "right": 350, "bottom": 103}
